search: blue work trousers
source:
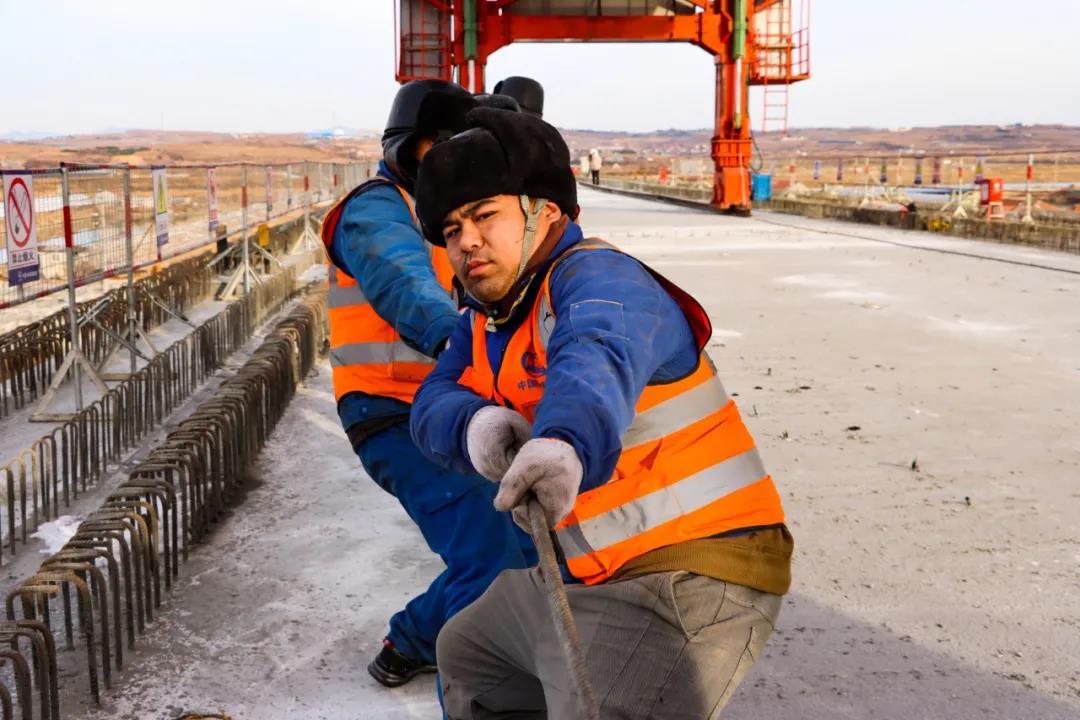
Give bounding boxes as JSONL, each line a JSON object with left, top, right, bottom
{"left": 356, "top": 420, "right": 537, "bottom": 665}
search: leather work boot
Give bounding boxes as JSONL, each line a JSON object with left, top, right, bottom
{"left": 367, "top": 638, "right": 437, "bottom": 688}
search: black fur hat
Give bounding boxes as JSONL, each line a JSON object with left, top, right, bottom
{"left": 415, "top": 107, "right": 576, "bottom": 246}
{"left": 382, "top": 84, "right": 477, "bottom": 193}
{"left": 473, "top": 93, "right": 521, "bottom": 112}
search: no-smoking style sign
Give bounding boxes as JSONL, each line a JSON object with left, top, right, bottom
{"left": 3, "top": 172, "right": 41, "bottom": 285}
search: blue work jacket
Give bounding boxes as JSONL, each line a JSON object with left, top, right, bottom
{"left": 327, "top": 161, "right": 460, "bottom": 439}
{"left": 410, "top": 221, "right": 700, "bottom": 493}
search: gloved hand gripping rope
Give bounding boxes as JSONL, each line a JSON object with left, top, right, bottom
{"left": 466, "top": 409, "right": 599, "bottom": 717}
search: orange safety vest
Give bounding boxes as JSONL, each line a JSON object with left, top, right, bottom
{"left": 457, "top": 239, "right": 785, "bottom": 585}
{"left": 320, "top": 179, "right": 456, "bottom": 404}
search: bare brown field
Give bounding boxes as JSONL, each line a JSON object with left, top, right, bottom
{"left": 0, "top": 130, "right": 381, "bottom": 169}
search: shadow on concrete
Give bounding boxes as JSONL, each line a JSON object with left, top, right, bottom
{"left": 725, "top": 593, "right": 1077, "bottom": 720}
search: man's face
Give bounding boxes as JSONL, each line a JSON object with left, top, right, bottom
{"left": 442, "top": 195, "right": 558, "bottom": 303}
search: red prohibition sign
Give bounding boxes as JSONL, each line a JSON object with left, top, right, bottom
{"left": 6, "top": 178, "right": 33, "bottom": 248}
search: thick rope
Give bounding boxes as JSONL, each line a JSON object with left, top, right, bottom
{"left": 525, "top": 496, "right": 601, "bottom": 720}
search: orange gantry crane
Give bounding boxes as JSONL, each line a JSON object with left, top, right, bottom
{"left": 394, "top": 1, "right": 809, "bottom": 214}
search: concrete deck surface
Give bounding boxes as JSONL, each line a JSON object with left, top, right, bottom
{"left": 44, "top": 187, "right": 1079, "bottom": 719}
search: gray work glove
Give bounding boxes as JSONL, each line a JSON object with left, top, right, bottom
{"left": 465, "top": 406, "right": 532, "bottom": 482}
{"left": 494, "top": 438, "right": 583, "bottom": 528}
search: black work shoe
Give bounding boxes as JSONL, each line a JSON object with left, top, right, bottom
{"left": 367, "top": 639, "right": 437, "bottom": 688}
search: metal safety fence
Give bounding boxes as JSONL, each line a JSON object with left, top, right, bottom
{"left": 607, "top": 147, "right": 1080, "bottom": 226}
{"left": 626, "top": 148, "right": 1080, "bottom": 193}
{"left": 0, "top": 291, "right": 325, "bottom": 717}
{"left": 0, "top": 252, "right": 215, "bottom": 419}
{"left": 0, "top": 266, "right": 305, "bottom": 567}
{"left": 0, "top": 161, "right": 376, "bottom": 311}
{"left": 752, "top": 147, "right": 1080, "bottom": 192}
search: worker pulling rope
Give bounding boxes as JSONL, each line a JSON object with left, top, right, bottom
{"left": 411, "top": 106, "right": 792, "bottom": 718}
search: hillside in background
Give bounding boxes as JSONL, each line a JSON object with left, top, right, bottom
{"left": 0, "top": 130, "right": 379, "bottom": 168}
{"left": 561, "top": 124, "right": 1080, "bottom": 160}
{"left": 1, "top": 124, "right": 1078, "bottom": 170}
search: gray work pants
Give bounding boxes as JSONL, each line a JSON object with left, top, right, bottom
{"left": 437, "top": 568, "right": 782, "bottom": 719}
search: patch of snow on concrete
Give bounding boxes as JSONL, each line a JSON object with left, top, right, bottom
{"left": 819, "top": 290, "right": 892, "bottom": 304}
{"left": 649, "top": 259, "right": 742, "bottom": 268}
{"left": 31, "top": 515, "right": 83, "bottom": 555}
{"left": 775, "top": 273, "right": 860, "bottom": 290}
{"left": 297, "top": 405, "right": 348, "bottom": 436}
{"left": 926, "top": 316, "right": 1023, "bottom": 337}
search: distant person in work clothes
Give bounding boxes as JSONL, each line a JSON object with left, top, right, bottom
{"left": 589, "top": 148, "right": 602, "bottom": 185}
{"left": 410, "top": 108, "right": 793, "bottom": 718}
{"left": 320, "top": 81, "right": 536, "bottom": 689}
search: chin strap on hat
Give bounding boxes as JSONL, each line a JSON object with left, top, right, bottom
{"left": 516, "top": 195, "right": 548, "bottom": 284}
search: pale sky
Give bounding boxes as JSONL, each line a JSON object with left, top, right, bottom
{"left": 2, "top": 0, "right": 1078, "bottom": 136}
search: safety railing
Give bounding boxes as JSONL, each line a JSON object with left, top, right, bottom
{"left": 1, "top": 161, "right": 376, "bottom": 311}
{"left": 755, "top": 148, "right": 1080, "bottom": 194}
{"left": 0, "top": 291, "right": 326, "bottom": 716}
{"left": 618, "top": 148, "right": 1080, "bottom": 191}
{"left": 605, "top": 146, "right": 1080, "bottom": 223}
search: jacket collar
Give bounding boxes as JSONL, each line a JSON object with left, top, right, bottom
{"left": 377, "top": 160, "right": 410, "bottom": 195}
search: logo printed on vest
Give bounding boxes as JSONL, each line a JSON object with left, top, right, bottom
{"left": 521, "top": 350, "right": 546, "bottom": 378}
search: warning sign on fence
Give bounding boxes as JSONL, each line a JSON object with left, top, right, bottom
{"left": 152, "top": 167, "right": 170, "bottom": 247}
{"left": 207, "top": 167, "right": 219, "bottom": 233}
{"left": 3, "top": 173, "right": 41, "bottom": 285}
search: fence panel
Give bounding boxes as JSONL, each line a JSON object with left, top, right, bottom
{"left": 1, "top": 161, "right": 363, "bottom": 312}
{"left": 0, "top": 170, "right": 66, "bottom": 308}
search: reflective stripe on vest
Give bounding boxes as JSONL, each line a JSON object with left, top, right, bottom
{"left": 457, "top": 238, "right": 784, "bottom": 584}
{"left": 555, "top": 446, "right": 766, "bottom": 560}
{"left": 327, "top": 269, "right": 368, "bottom": 309}
{"left": 621, "top": 372, "right": 729, "bottom": 450}
{"left": 329, "top": 340, "right": 432, "bottom": 368}
{"left": 321, "top": 178, "right": 455, "bottom": 404}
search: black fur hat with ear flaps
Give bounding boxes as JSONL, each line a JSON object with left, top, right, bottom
{"left": 382, "top": 86, "right": 478, "bottom": 194}
{"left": 415, "top": 107, "right": 577, "bottom": 246}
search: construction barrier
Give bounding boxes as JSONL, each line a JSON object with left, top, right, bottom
{"left": 0, "top": 291, "right": 326, "bottom": 716}
{"left": 0, "top": 161, "right": 374, "bottom": 311}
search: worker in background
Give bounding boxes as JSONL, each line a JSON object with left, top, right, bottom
{"left": 410, "top": 107, "right": 793, "bottom": 718}
{"left": 588, "top": 147, "right": 602, "bottom": 185}
{"left": 320, "top": 81, "right": 535, "bottom": 689}
{"left": 492, "top": 76, "right": 544, "bottom": 118}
